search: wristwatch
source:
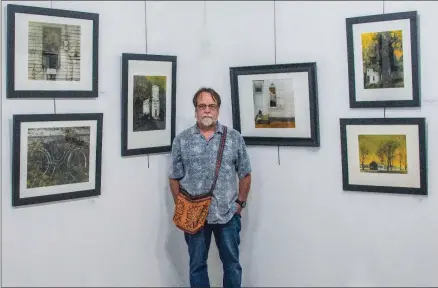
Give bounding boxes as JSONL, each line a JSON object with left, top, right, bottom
{"left": 235, "top": 199, "right": 246, "bottom": 208}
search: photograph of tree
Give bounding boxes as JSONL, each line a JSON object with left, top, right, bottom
{"left": 28, "top": 21, "right": 81, "bottom": 81}
{"left": 132, "top": 75, "right": 167, "bottom": 132}
{"left": 252, "top": 79, "right": 295, "bottom": 128}
{"left": 358, "top": 134, "right": 407, "bottom": 174}
{"left": 27, "top": 126, "right": 90, "bottom": 189}
{"left": 340, "top": 117, "right": 426, "bottom": 195}
{"left": 361, "top": 30, "right": 403, "bottom": 89}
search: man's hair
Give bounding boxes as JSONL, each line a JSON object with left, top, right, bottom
{"left": 193, "top": 87, "right": 221, "bottom": 108}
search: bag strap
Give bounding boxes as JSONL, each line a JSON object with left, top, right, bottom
{"left": 208, "top": 126, "right": 228, "bottom": 194}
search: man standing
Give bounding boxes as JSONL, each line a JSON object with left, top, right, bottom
{"left": 168, "top": 87, "right": 252, "bottom": 288}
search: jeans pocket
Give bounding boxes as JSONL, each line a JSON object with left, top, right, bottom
{"left": 234, "top": 214, "right": 241, "bottom": 232}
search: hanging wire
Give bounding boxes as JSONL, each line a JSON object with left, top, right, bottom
{"left": 203, "top": 0, "right": 207, "bottom": 26}
{"left": 144, "top": 1, "right": 148, "bottom": 54}
{"left": 51, "top": 0, "right": 56, "bottom": 114}
{"left": 382, "top": 0, "right": 386, "bottom": 119}
{"left": 273, "top": 0, "right": 277, "bottom": 65}
{"left": 273, "top": 0, "right": 280, "bottom": 165}
{"left": 144, "top": 0, "right": 150, "bottom": 168}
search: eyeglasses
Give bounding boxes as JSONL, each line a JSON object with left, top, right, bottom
{"left": 197, "top": 104, "right": 218, "bottom": 111}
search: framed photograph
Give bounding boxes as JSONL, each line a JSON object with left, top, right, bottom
{"left": 230, "top": 62, "right": 319, "bottom": 146}
{"left": 7, "top": 4, "right": 99, "bottom": 98}
{"left": 340, "top": 118, "right": 427, "bottom": 196}
{"left": 12, "top": 113, "right": 103, "bottom": 207}
{"left": 121, "top": 53, "right": 177, "bottom": 156}
{"left": 346, "top": 11, "right": 419, "bottom": 108}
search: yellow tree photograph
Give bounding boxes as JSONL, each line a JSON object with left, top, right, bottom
{"left": 361, "top": 30, "right": 404, "bottom": 89}
{"left": 358, "top": 134, "right": 407, "bottom": 174}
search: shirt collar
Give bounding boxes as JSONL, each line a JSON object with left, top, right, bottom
{"left": 192, "top": 121, "right": 224, "bottom": 134}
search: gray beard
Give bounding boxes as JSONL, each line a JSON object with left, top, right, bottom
{"left": 200, "top": 116, "right": 215, "bottom": 127}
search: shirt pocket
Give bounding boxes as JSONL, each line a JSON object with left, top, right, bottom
{"left": 183, "top": 141, "right": 205, "bottom": 168}
{"left": 221, "top": 148, "right": 236, "bottom": 170}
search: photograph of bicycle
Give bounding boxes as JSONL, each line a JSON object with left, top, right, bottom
{"left": 26, "top": 126, "right": 90, "bottom": 188}
{"left": 12, "top": 113, "right": 103, "bottom": 207}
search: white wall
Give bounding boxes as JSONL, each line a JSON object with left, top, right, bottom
{"left": 2, "top": 0, "right": 438, "bottom": 287}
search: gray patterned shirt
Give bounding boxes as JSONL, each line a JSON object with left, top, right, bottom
{"left": 169, "top": 122, "right": 252, "bottom": 224}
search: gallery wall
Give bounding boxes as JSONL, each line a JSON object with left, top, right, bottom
{"left": 2, "top": 0, "right": 438, "bottom": 287}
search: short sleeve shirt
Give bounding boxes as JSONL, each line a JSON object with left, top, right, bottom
{"left": 169, "top": 122, "right": 252, "bottom": 224}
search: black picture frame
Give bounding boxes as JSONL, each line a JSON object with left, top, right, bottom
{"left": 340, "top": 117, "right": 427, "bottom": 196}
{"left": 346, "top": 11, "right": 419, "bottom": 108}
{"left": 7, "top": 4, "right": 99, "bottom": 98}
{"left": 12, "top": 113, "right": 104, "bottom": 207}
{"left": 230, "top": 62, "right": 319, "bottom": 147}
{"left": 121, "top": 53, "right": 177, "bottom": 156}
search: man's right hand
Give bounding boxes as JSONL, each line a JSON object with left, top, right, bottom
{"left": 169, "top": 178, "right": 180, "bottom": 205}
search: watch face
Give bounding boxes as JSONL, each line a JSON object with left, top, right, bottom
{"left": 241, "top": 202, "right": 246, "bottom": 208}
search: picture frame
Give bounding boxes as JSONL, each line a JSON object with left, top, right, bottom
{"left": 6, "top": 4, "right": 99, "bottom": 98}
{"left": 12, "top": 113, "right": 103, "bottom": 207}
{"left": 230, "top": 62, "right": 319, "bottom": 147}
{"left": 121, "top": 53, "right": 177, "bottom": 156}
{"left": 346, "top": 11, "right": 419, "bottom": 108}
{"left": 340, "top": 117, "right": 427, "bottom": 196}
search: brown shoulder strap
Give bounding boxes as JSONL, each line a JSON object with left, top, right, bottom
{"left": 208, "top": 126, "right": 228, "bottom": 194}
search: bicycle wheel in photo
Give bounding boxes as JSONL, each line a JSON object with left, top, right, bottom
{"left": 28, "top": 147, "right": 51, "bottom": 176}
{"left": 66, "top": 147, "right": 89, "bottom": 182}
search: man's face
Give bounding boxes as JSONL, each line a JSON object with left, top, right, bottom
{"left": 195, "top": 92, "right": 219, "bottom": 129}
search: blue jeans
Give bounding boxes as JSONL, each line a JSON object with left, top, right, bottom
{"left": 184, "top": 214, "right": 242, "bottom": 288}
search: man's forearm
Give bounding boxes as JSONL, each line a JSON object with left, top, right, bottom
{"left": 169, "top": 178, "right": 180, "bottom": 203}
{"left": 238, "top": 173, "right": 251, "bottom": 201}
